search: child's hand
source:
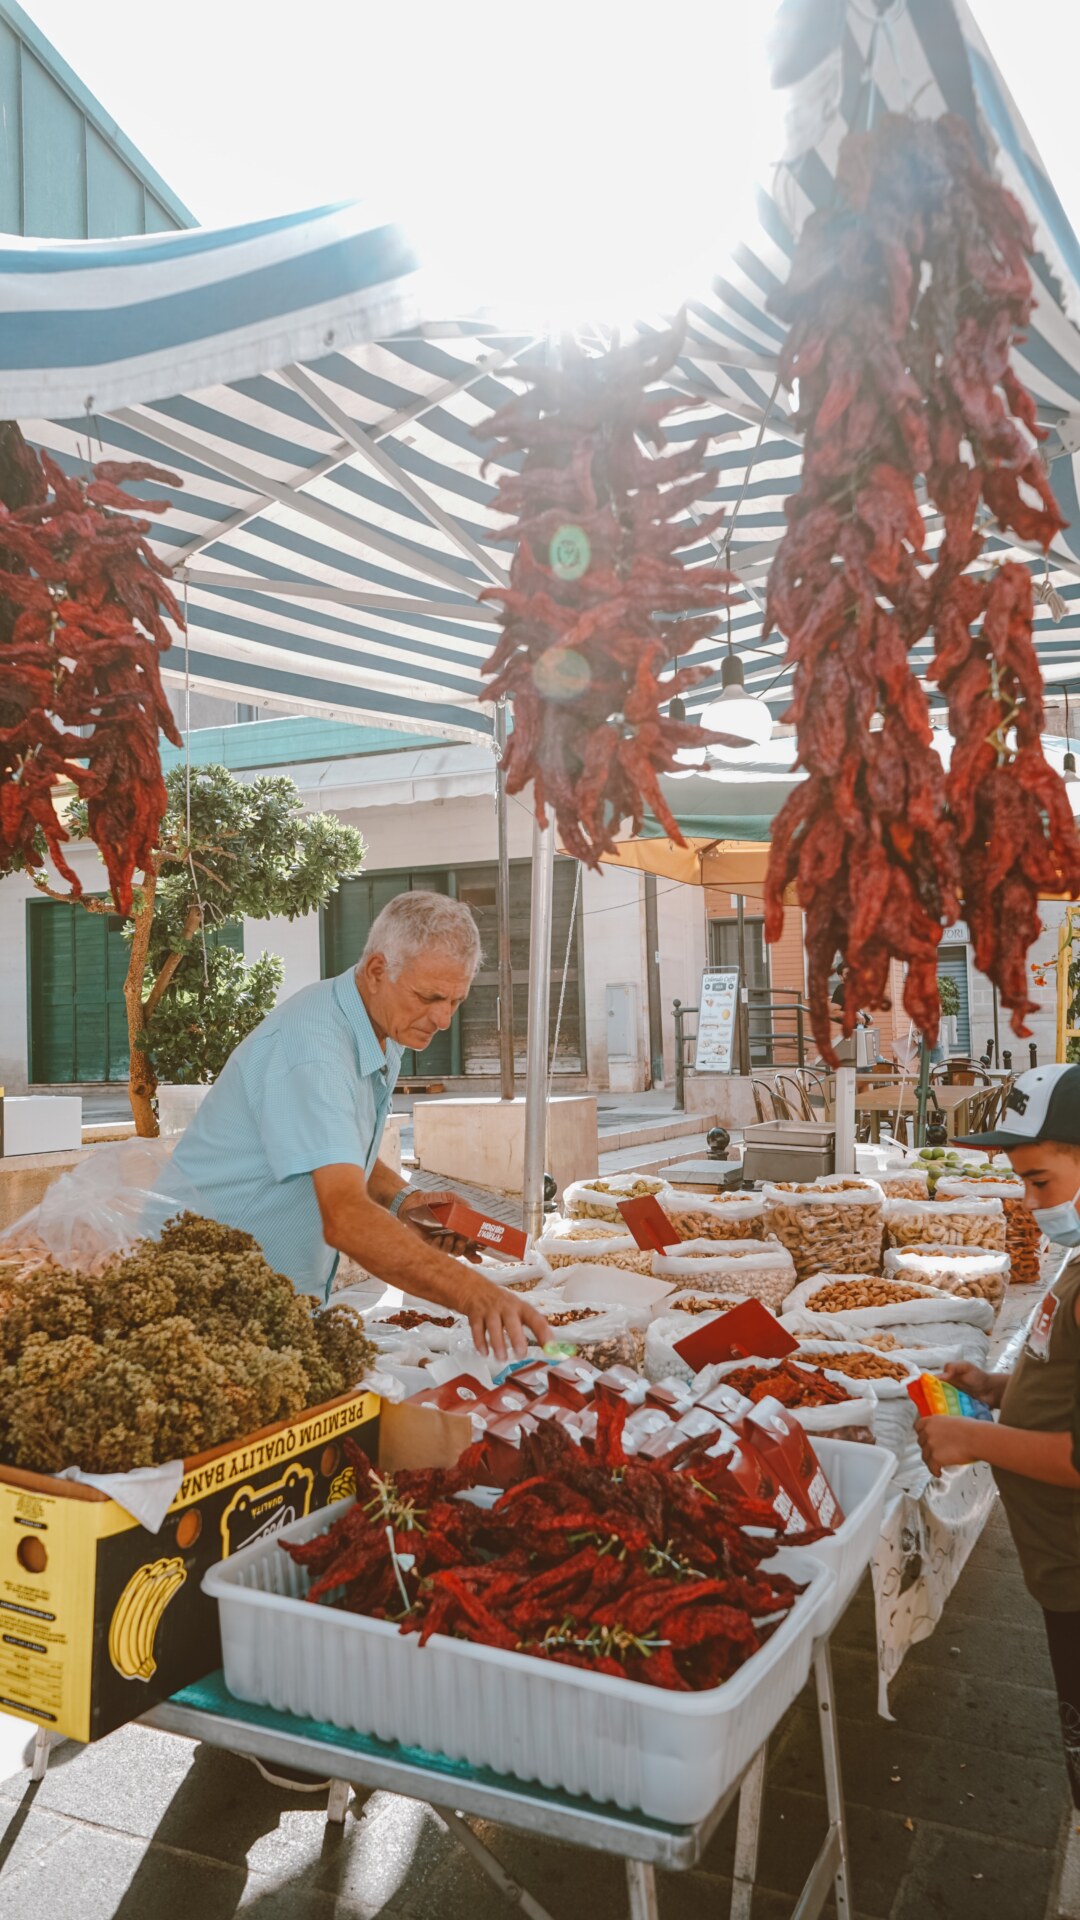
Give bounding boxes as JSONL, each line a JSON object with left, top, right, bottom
{"left": 941, "top": 1363, "right": 1007, "bottom": 1409}
{"left": 916, "top": 1414, "right": 986, "bottom": 1476}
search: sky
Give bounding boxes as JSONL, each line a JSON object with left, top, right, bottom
{"left": 14, "top": 0, "right": 1080, "bottom": 250}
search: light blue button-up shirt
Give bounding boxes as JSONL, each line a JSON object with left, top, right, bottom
{"left": 173, "top": 967, "right": 402, "bottom": 1298}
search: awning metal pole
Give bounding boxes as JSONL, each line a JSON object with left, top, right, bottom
{"left": 494, "top": 700, "right": 515, "bottom": 1101}
{"left": 522, "top": 814, "right": 554, "bottom": 1238}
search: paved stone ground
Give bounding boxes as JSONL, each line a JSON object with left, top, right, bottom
{"left": 0, "top": 1497, "right": 1069, "bottom": 1920}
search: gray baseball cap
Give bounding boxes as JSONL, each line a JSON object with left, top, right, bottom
{"left": 956, "top": 1063, "right": 1080, "bottom": 1150}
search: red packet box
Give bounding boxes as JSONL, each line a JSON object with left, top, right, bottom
{"left": 697, "top": 1425, "right": 810, "bottom": 1536}
{"left": 545, "top": 1359, "right": 601, "bottom": 1408}
{"left": 741, "top": 1398, "right": 844, "bottom": 1532}
{"left": 428, "top": 1199, "right": 528, "bottom": 1261}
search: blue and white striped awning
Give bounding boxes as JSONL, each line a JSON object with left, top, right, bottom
{"left": 3, "top": 0, "right": 1080, "bottom": 742}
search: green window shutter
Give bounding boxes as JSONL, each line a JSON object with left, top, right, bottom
{"left": 321, "top": 871, "right": 457, "bottom": 1078}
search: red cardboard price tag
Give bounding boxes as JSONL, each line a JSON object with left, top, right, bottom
{"left": 428, "top": 1199, "right": 528, "bottom": 1261}
{"left": 672, "top": 1298, "right": 798, "bottom": 1372}
{"left": 617, "top": 1195, "right": 681, "bottom": 1252}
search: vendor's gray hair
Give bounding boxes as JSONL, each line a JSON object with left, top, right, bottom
{"left": 360, "top": 890, "right": 482, "bottom": 980}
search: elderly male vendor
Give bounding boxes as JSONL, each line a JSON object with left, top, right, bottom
{"left": 174, "top": 891, "right": 548, "bottom": 1360}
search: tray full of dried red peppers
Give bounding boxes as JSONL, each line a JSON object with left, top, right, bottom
{"left": 204, "top": 1384, "right": 847, "bottom": 1821}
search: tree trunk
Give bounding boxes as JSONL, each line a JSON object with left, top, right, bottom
{"left": 123, "top": 871, "right": 158, "bottom": 1137}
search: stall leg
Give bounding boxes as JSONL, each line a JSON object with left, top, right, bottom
{"left": 730, "top": 1745, "right": 767, "bottom": 1920}
{"left": 625, "top": 1858, "right": 660, "bottom": 1920}
{"left": 30, "top": 1727, "right": 52, "bottom": 1783}
{"left": 815, "top": 1639, "right": 852, "bottom": 1919}
{"left": 326, "top": 1778, "right": 351, "bottom": 1825}
{"left": 434, "top": 1806, "right": 558, "bottom": 1920}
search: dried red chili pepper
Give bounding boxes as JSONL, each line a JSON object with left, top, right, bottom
{"left": 478, "top": 327, "right": 736, "bottom": 865}
{"left": 764, "top": 113, "right": 1078, "bottom": 1062}
{"left": 0, "top": 432, "right": 183, "bottom": 914}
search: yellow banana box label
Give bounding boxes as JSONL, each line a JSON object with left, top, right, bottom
{"left": 0, "top": 1393, "right": 378, "bottom": 1742}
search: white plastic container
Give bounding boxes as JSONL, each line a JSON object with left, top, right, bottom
{"left": 204, "top": 1509, "right": 834, "bottom": 1821}
{"left": 792, "top": 1436, "right": 894, "bottom": 1623}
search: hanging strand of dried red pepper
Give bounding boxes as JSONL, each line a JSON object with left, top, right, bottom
{"left": 764, "top": 112, "right": 1077, "bottom": 1064}
{"left": 0, "top": 429, "right": 183, "bottom": 914}
{"left": 478, "top": 326, "right": 736, "bottom": 865}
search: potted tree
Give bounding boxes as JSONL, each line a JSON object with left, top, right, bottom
{"left": 33, "top": 763, "right": 365, "bottom": 1135}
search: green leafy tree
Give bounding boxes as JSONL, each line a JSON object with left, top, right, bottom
{"left": 937, "top": 975, "right": 961, "bottom": 1021}
{"left": 33, "top": 764, "right": 365, "bottom": 1135}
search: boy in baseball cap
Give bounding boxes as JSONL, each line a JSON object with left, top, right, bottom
{"left": 916, "top": 1063, "right": 1080, "bottom": 1826}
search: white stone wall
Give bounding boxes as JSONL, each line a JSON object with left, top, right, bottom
{"left": 966, "top": 900, "right": 1064, "bottom": 1070}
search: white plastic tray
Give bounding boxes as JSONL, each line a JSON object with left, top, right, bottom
{"left": 790, "top": 1437, "right": 894, "bottom": 1624}
{"left": 204, "top": 1505, "right": 834, "bottom": 1822}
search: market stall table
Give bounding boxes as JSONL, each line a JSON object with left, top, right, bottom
{"left": 133, "top": 1644, "right": 852, "bottom": 1920}
{"left": 855, "top": 1082, "right": 976, "bottom": 1144}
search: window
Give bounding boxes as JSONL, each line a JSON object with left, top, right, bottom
{"left": 322, "top": 861, "right": 586, "bottom": 1078}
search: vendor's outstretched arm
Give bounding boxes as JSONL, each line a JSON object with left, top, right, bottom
{"left": 366, "top": 1156, "right": 407, "bottom": 1208}
{"left": 313, "top": 1162, "right": 548, "bottom": 1362}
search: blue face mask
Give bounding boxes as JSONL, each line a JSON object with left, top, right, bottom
{"left": 1031, "top": 1183, "right": 1080, "bottom": 1247}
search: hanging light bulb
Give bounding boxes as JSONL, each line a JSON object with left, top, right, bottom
{"left": 700, "top": 653, "right": 773, "bottom": 750}
{"left": 667, "top": 694, "right": 687, "bottom": 723}
{"left": 1064, "top": 688, "right": 1080, "bottom": 815}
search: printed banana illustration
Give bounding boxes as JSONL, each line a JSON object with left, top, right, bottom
{"left": 108, "top": 1557, "right": 187, "bottom": 1681}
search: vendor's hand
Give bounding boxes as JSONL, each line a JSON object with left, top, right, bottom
{"left": 456, "top": 1273, "right": 552, "bottom": 1364}
{"left": 916, "top": 1414, "right": 986, "bottom": 1476}
{"left": 942, "top": 1362, "right": 1005, "bottom": 1409}
{"left": 395, "top": 1188, "right": 481, "bottom": 1261}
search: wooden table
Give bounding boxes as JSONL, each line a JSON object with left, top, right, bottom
{"left": 855, "top": 1081, "right": 977, "bottom": 1143}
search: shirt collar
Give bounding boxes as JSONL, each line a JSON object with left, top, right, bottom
{"left": 333, "top": 968, "right": 402, "bottom": 1079}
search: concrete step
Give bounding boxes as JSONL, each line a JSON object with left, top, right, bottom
{"left": 594, "top": 1110, "right": 715, "bottom": 1153}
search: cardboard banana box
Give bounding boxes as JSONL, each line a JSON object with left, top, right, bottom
{"left": 0, "top": 1390, "right": 379, "bottom": 1742}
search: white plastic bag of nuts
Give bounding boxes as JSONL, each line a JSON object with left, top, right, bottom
{"left": 695, "top": 1355, "right": 877, "bottom": 1438}
{"left": 540, "top": 1225, "right": 654, "bottom": 1275}
{"left": 644, "top": 1309, "right": 745, "bottom": 1383}
{"left": 934, "top": 1176, "right": 1040, "bottom": 1286}
{"left": 883, "top": 1242, "right": 1009, "bottom": 1314}
{"left": 650, "top": 1238, "right": 796, "bottom": 1312}
{"left": 472, "top": 1249, "right": 554, "bottom": 1292}
{"left": 883, "top": 1194, "right": 1005, "bottom": 1252}
{"left": 779, "top": 1270, "right": 995, "bottom": 1337}
{"left": 878, "top": 1168, "right": 931, "bottom": 1201}
{"left": 793, "top": 1339, "right": 921, "bottom": 1466}
{"left": 562, "top": 1174, "right": 673, "bottom": 1224}
{"left": 762, "top": 1175, "right": 884, "bottom": 1280}
{"left": 660, "top": 1190, "right": 766, "bottom": 1242}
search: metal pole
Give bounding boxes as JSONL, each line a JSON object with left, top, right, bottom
{"left": 643, "top": 874, "right": 664, "bottom": 1088}
{"left": 522, "top": 816, "right": 555, "bottom": 1239}
{"left": 673, "top": 1001, "right": 685, "bottom": 1111}
{"left": 494, "top": 700, "right": 515, "bottom": 1101}
{"left": 834, "top": 1067, "right": 857, "bottom": 1175}
{"left": 992, "top": 984, "right": 1000, "bottom": 1070}
{"left": 915, "top": 1038, "right": 932, "bottom": 1148}
{"left": 736, "top": 895, "right": 751, "bottom": 1075}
